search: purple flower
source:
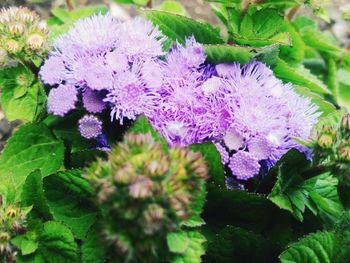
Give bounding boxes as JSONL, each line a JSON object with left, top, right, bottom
{"left": 83, "top": 88, "right": 107, "bottom": 113}
{"left": 79, "top": 115, "right": 103, "bottom": 139}
{"left": 213, "top": 61, "right": 320, "bottom": 180}
{"left": 40, "top": 14, "right": 166, "bottom": 123}
{"left": 228, "top": 151, "right": 261, "bottom": 181}
{"left": 40, "top": 56, "right": 66, "bottom": 85}
{"left": 146, "top": 37, "right": 225, "bottom": 147}
{"left": 104, "top": 63, "right": 160, "bottom": 124}
{"left": 117, "top": 17, "right": 166, "bottom": 60}
{"left": 47, "top": 84, "right": 78, "bottom": 116}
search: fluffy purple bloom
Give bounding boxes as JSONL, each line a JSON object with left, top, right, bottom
{"left": 47, "top": 84, "right": 77, "bottom": 116}
{"left": 79, "top": 115, "right": 103, "bottom": 139}
{"left": 146, "top": 37, "right": 224, "bottom": 147}
{"left": 83, "top": 88, "right": 106, "bottom": 113}
{"left": 40, "top": 14, "right": 166, "bottom": 123}
{"left": 40, "top": 56, "right": 66, "bottom": 85}
{"left": 212, "top": 61, "right": 320, "bottom": 180}
{"left": 104, "top": 63, "right": 160, "bottom": 124}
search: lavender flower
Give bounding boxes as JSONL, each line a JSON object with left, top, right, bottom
{"left": 83, "top": 88, "right": 106, "bottom": 114}
{"left": 213, "top": 61, "right": 320, "bottom": 180}
{"left": 47, "top": 84, "right": 78, "bottom": 116}
{"left": 146, "top": 37, "right": 224, "bottom": 147}
{"left": 40, "top": 14, "right": 166, "bottom": 124}
{"left": 79, "top": 115, "right": 103, "bottom": 139}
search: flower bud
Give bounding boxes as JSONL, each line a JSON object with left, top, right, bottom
{"left": 339, "top": 142, "right": 350, "bottom": 161}
{"left": 317, "top": 126, "right": 336, "bottom": 149}
{"left": 86, "top": 132, "right": 208, "bottom": 262}
{"left": 27, "top": 33, "right": 44, "bottom": 49}
{"left": 4, "top": 39, "right": 20, "bottom": 53}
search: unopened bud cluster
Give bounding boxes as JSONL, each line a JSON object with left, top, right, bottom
{"left": 0, "top": 7, "right": 48, "bottom": 67}
{"left": 85, "top": 133, "right": 208, "bottom": 262}
{"left": 0, "top": 196, "right": 29, "bottom": 262}
{"left": 313, "top": 113, "right": 350, "bottom": 165}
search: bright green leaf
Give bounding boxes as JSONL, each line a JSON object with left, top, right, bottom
{"left": 0, "top": 123, "right": 65, "bottom": 201}
{"left": 43, "top": 170, "right": 98, "bottom": 239}
{"left": 204, "top": 45, "right": 254, "bottom": 64}
{"left": 144, "top": 10, "right": 224, "bottom": 44}
{"left": 167, "top": 232, "right": 190, "bottom": 253}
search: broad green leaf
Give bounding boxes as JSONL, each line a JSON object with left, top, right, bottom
{"left": 0, "top": 123, "right": 65, "bottom": 201}
{"left": 231, "top": 9, "right": 291, "bottom": 47}
{"left": 274, "top": 58, "right": 330, "bottom": 95}
{"left": 82, "top": 227, "right": 107, "bottom": 263}
{"left": 43, "top": 170, "right": 98, "bottom": 239}
{"left": 337, "top": 68, "right": 350, "bottom": 110}
{"left": 37, "top": 221, "right": 78, "bottom": 263}
{"left": 280, "top": 231, "right": 350, "bottom": 263}
{"left": 279, "top": 22, "right": 305, "bottom": 63}
{"left": 167, "top": 232, "right": 190, "bottom": 253}
{"left": 1, "top": 82, "right": 45, "bottom": 122}
{"left": 21, "top": 170, "right": 52, "bottom": 220}
{"left": 143, "top": 10, "right": 224, "bottom": 44}
{"left": 204, "top": 45, "right": 254, "bottom": 64}
{"left": 206, "top": 226, "right": 279, "bottom": 263}
{"left": 12, "top": 235, "right": 39, "bottom": 256}
{"left": 268, "top": 150, "right": 343, "bottom": 224}
{"left": 171, "top": 231, "right": 206, "bottom": 263}
{"left": 254, "top": 44, "right": 280, "bottom": 67}
{"left": 155, "top": 0, "right": 188, "bottom": 16}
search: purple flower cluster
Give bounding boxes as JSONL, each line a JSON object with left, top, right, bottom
{"left": 40, "top": 14, "right": 166, "bottom": 135}
{"left": 145, "top": 37, "right": 231, "bottom": 146}
{"left": 40, "top": 14, "right": 320, "bottom": 182}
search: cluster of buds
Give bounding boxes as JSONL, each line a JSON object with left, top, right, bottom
{"left": 85, "top": 133, "right": 208, "bottom": 262}
{"left": 0, "top": 7, "right": 48, "bottom": 67}
{"left": 0, "top": 196, "right": 29, "bottom": 262}
{"left": 313, "top": 113, "right": 350, "bottom": 166}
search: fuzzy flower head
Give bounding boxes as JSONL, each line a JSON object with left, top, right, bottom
{"left": 47, "top": 84, "right": 78, "bottom": 116}
{"left": 40, "top": 14, "right": 166, "bottom": 124}
{"left": 213, "top": 61, "right": 320, "bottom": 181}
{"left": 0, "top": 7, "right": 48, "bottom": 63}
{"left": 85, "top": 133, "right": 207, "bottom": 262}
{"left": 79, "top": 115, "right": 103, "bottom": 139}
{"left": 146, "top": 37, "right": 227, "bottom": 147}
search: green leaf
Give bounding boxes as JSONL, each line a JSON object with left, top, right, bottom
{"left": 190, "top": 143, "right": 225, "bottom": 187}
{"left": 82, "top": 227, "right": 107, "bottom": 263}
{"left": 204, "top": 45, "right": 254, "bottom": 64}
{"left": 21, "top": 170, "right": 52, "bottom": 220}
{"left": 231, "top": 9, "right": 291, "bottom": 47}
{"left": 337, "top": 68, "right": 350, "bottom": 110}
{"left": 167, "top": 232, "right": 190, "bottom": 253}
{"left": 280, "top": 231, "right": 350, "bottom": 263}
{"left": 293, "top": 85, "right": 336, "bottom": 117}
{"left": 171, "top": 231, "right": 206, "bottom": 263}
{"left": 254, "top": 44, "right": 280, "bottom": 67}
{"left": 279, "top": 22, "right": 306, "bottom": 63}
{"left": 155, "top": 0, "right": 188, "bottom": 16}
{"left": 12, "top": 235, "right": 39, "bottom": 256}
{"left": 143, "top": 10, "right": 224, "bottom": 44}
{"left": 37, "top": 221, "right": 78, "bottom": 263}
{"left": 268, "top": 150, "right": 343, "bottom": 224}
{"left": 43, "top": 170, "right": 98, "bottom": 239}
{"left": 0, "top": 65, "right": 44, "bottom": 122}
{"left": 0, "top": 123, "right": 65, "bottom": 201}
{"left": 206, "top": 226, "right": 279, "bottom": 263}
{"left": 274, "top": 58, "right": 330, "bottom": 95}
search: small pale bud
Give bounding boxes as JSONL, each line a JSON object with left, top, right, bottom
{"left": 129, "top": 176, "right": 153, "bottom": 199}
{"left": 27, "top": 33, "right": 44, "bottom": 49}
{"left": 4, "top": 39, "right": 20, "bottom": 53}
{"left": 341, "top": 114, "right": 350, "bottom": 131}
{"left": 339, "top": 144, "right": 350, "bottom": 161}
